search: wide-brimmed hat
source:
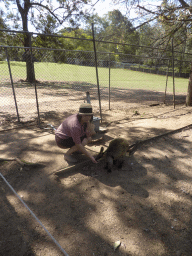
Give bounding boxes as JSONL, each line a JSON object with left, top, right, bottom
{"left": 79, "top": 103, "right": 93, "bottom": 115}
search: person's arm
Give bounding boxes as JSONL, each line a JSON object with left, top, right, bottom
{"left": 76, "top": 143, "right": 97, "bottom": 163}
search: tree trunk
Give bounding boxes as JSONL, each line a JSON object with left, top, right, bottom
{"left": 186, "top": 63, "right": 192, "bottom": 106}
{"left": 24, "top": 33, "right": 35, "bottom": 83}
{"left": 16, "top": 0, "right": 35, "bottom": 83}
{"left": 26, "top": 55, "right": 35, "bottom": 83}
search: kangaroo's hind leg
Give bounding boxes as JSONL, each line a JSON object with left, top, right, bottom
{"left": 116, "top": 157, "right": 125, "bottom": 170}
{"left": 105, "top": 156, "right": 113, "bottom": 173}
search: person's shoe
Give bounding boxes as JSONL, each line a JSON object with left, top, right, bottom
{"left": 64, "top": 154, "right": 77, "bottom": 163}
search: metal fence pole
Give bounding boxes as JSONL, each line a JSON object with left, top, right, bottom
{"left": 5, "top": 47, "right": 20, "bottom": 122}
{"left": 91, "top": 23, "right": 102, "bottom": 122}
{"left": 172, "top": 38, "right": 176, "bottom": 109}
{"left": 108, "top": 53, "right": 111, "bottom": 110}
{"left": 29, "top": 33, "right": 41, "bottom": 125}
{"left": 164, "top": 59, "right": 170, "bottom": 104}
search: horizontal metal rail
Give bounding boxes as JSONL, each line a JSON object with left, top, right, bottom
{"left": 1, "top": 28, "right": 192, "bottom": 56}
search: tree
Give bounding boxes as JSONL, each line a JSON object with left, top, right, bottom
{"left": 84, "top": 10, "right": 139, "bottom": 57}
{"left": 0, "top": 0, "right": 93, "bottom": 82}
{"left": 138, "top": 0, "right": 192, "bottom": 105}
{"left": 0, "top": 14, "right": 7, "bottom": 44}
{"left": 113, "top": 0, "right": 192, "bottom": 105}
{"left": 0, "top": 15, "right": 8, "bottom": 60}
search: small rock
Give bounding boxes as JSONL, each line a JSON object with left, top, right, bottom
{"left": 113, "top": 241, "right": 121, "bottom": 251}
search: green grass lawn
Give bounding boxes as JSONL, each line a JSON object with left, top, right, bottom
{"left": 0, "top": 61, "right": 188, "bottom": 94}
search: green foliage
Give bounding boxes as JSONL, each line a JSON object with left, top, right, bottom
{"left": 59, "top": 29, "right": 93, "bottom": 50}
{"left": 0, "top": 17, "right": 8, "bottom": 60}
{"left": 83, "top": 10, "right": 139, "bottom": 56}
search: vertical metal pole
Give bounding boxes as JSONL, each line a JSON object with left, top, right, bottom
{"left": 29, "top": 33, "right": 40, "bottom": 124}
{"left": 91, "top": 23, "right": 102, "bottom": 122}
{"left": 5, "top": 47, "right": 20, "bottom": 122}
{"left": 172, "top": 38, "right": 176, "bottom": 109}
{"left": 164, "top": 59, "right": 169, "bottom": 104}
{"left": 108, "top": 53, "right": 111, "bottom": 110}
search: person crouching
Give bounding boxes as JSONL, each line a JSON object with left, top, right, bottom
{"left": 55, "top": 103, "right": 98, "bottom": 164}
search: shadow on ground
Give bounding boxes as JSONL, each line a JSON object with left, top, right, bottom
{"left": 1, "top": 121, "right": 192, "bottom": 255}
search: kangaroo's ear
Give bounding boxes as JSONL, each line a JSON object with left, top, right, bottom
{"left": 100, "top": 146, "right": 104, "bottom": 154}
{"left": 95, "top": 147, "right": 104, "bottom": 160}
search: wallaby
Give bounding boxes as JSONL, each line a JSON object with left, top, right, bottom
{"left": 96, "top": 138, "right": 129, "bottom": 172}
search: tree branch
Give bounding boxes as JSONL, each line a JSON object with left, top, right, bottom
{"left": 137, "top": 5, "right": 157, "bottom": 15}
{"left": 30, "top": 1, "right": 83, "bottom": 24}
{"left": 178, "top": 0, "right": 190, "bottom": 8}
{"left": 15, "top": 0, "right": 23, "bottom": 14}
{"left": 133, "top": 16, "right": 158, "bottom": 30}
{"left": 30, "top": 2, "right": 62, "bottom": 22}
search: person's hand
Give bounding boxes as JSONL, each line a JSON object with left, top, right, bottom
{"left": 90, "top": 156, "right": 98, "bottom": 163}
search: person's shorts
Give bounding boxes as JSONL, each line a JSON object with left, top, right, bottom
{"left": 55, "top": 134, "right": 87, "bottom": 149}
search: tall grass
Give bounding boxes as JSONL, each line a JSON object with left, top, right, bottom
{"left": 0, "top": 61, "right": 188, "bottom": 94}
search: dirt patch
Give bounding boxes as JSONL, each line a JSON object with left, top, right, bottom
{"left": 1, "top": 101, "right": 192, "bottom": 256}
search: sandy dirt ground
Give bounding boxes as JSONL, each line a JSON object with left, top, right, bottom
{"left": 1, "top": 92, "right": 192, "bottom": 256}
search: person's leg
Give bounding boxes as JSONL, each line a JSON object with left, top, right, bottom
{"left": 65, "top": 144, "right": 79, "bottom": 156}
{"left": 64, "top": 136, "right": 91, "bottom": 162}
{"left": 55, "top": 136, "right": 78, "bottom": 163}
{"left": 60, "top": 135, "right": 91, "bottom": 163}
{"left": 64, "top": 145, "right": 79, "bottom": 163}
{"left": 82, "top": 137, "right": 90, "bottom": 146}
{"left": 65, "top": 137, "right": 90, "bottom": 155}
{"left": 55, "top": 135, "right": 73, "bottom": 149}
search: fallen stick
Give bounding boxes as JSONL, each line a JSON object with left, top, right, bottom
{"left": 0, "top": 157, "right": 45, "bottom": 168}
{"left": 129, "top": 123, "right": 192, "bottom": 155}
{"left": 54, "top": 159, "right": 92, "bottom": 177}
{"left": 0, "top": 157, "right": 25, "bottom": 166}
{"left": 53, "top": 152, "right": 103, "bottom": 177}
{"left": 0, "top": 122, "right": 37, "bottom": 133}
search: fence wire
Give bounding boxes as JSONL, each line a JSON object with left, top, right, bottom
{"left": 0, "top": 32, "right": 191, "bottom": 130}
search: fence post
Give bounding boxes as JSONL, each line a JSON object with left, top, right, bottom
{"left": 172, "top": 38, "right": 176, "bottom": 109}
{"left": 91, "top": 23, "right": 102, "bottom": 122}
{"left": 29, "top": 33, "right": 40, "bottom": 125}
{"left": 164, "top": 59, "right": 170, "bottom": 104}
{"left": 108, "top": 53, "right": 111, "bottom": 110}
{"left": 5, "top": 47, "right": 20, "bottom": 122}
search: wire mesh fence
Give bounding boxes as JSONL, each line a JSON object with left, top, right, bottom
{"left": 0, "top": 30, "right": 191, "bottom": 130}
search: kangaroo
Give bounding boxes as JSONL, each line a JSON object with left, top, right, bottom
{"left": 96, "top": 138, "right": 129, "bottom": 172}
